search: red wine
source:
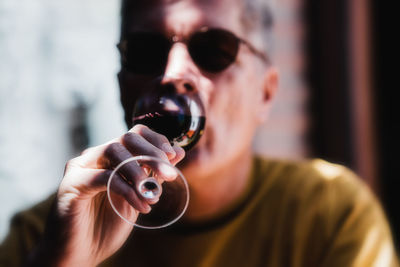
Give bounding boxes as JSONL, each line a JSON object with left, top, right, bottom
{"left": 133, "top": 113, "right": 205, "bottom": 151}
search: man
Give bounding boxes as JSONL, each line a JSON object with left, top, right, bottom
{"left": 0, "top": 0, "right": 398, "bottom": 266}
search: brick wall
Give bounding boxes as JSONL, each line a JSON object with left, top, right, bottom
{"left": 253, "top": 0, "right": 309, "bottom": 160}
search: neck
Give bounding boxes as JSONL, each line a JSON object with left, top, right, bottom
{"left": 183, "top": 150, "right": 253, "bottom": 222}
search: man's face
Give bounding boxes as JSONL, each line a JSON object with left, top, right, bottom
{"left": 119, "top": 0, "right": 274, "bottom": 180}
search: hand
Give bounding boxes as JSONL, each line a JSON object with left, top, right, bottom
{"left": 28, "top": 125, "right": 184, "bottom": 266}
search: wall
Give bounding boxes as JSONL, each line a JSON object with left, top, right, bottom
{"left": 254, "top": 0, "right": 309, "bottom": 159}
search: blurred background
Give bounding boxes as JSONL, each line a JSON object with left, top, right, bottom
{"left": 0, "top": 0, "right": 397, "bottom": 249}
{"left": 0, "top": 0, "right": 125, "bottom": 240}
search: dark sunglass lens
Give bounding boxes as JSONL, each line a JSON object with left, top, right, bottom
{"left": 188, "top": 29, "right": 239, "bottom": 72}
{"left": 123, "top": 32, "right": 170, "bottom": 74}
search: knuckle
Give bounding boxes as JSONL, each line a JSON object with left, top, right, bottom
{"left": 65, "top": 157, "right": 79, "bottom": 168}
{"left": 131, "top": 124, "right": 149, "bottom": 134}
{"left": 104, "top": 142, "right": 124, "bottom": 157}
{"left": 176, "top": 147, "right": 185, "bottom": 159}
{"left": 153, "top": 149, "right": 169, "bottom": 161}
{"left": 64, "top": 160, "right": 73, "bottom": 171}
{"left": 64, "top": 157, "right": 80, "bottom": 174}
{"left": 80, "top": 147, "right": 91, "bottom": 155}
{"left": 157, "top": 134, "right": 169, "bottom": 144}
{"left": 122, "top": 131, "right": 139, "bottom": 145}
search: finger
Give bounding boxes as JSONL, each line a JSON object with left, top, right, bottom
{"left": 108, "top": 171, "right": 152, "bottom": 214}
{"left": 68, "top": 141, "right": 120, "bottom": 170}
{"left": 121, "top": 131, "right": 170, "bottom": 162}
{"left": 88, "top": 142, "right": 149, "bottom": 204}
{"left": 126, "top": 125, "right": 185, "bottom": 166}
{"left": 62, "top": 168, "right": 152, "bottom": 213}
{"left": 102, "top": 143, "right": 162, "bottom": 200}
{"left": 71, "top": 125, "right": 176, "bottom": 169}
{"left": 170, "top": 143, "right": 185, "bottom": 165}
{"left": 129, "top": 124, "right": 176, "bottom": 159}
{"left": 102, "top": 142, "right": 147, "bottom": 182}
{"left": 87, "top": 169, "right": 152, "bottom": 213}
{"left": 137, "top": 157, "right": 178, "bottom": 182}
{"left": 121, "top": 132, "right": 181, "bottom": 180}
{"left": 102, "top": 143, "right": 178, "bottom": 204}
{"left": 71, "top": 141, "right": 175, "bottom": 200}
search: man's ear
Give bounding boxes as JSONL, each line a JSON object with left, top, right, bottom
{"left": 257, "top": 66, "right": 279, "bottom": 123}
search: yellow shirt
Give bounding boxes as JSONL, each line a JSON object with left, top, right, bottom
{"left": 1, "top": 157, "right": 398, "bottom": 266}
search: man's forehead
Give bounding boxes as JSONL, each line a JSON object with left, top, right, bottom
{"left": 129, "top": 0, "right": 220, "bottom": 9}
{"left": 124, "top": 0, "right": 242, "bottom": 34}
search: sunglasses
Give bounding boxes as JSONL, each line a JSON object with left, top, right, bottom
{"left": 118, "top": 27, "right": 269, "bottom": 74}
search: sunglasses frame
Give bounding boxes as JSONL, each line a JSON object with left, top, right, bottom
{"left": 118, "top": 27, "right": 270, "bottom": 74}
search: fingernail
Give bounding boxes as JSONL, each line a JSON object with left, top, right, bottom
{"left": 161, "top": 143, "right": 176, "bottom": 156}
{"left": 172, "top": 143, "right": 185, "bottom": 154}
{"left": 159, "top": 164, "right": 178, "bottom": 180}
{"left": 142, "top": 204, "right": 151, "bottom": 214}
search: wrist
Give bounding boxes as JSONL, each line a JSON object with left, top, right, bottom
{"left": 25, "top": 197, "right": 75, "bottom": 267}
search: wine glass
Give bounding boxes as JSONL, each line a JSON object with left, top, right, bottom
{"left": 107, "top": 80, "right": 205, "bottom": 229}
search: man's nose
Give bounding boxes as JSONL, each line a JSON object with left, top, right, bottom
{"left": 161, "top": 43, "right": 199, "bottom": 94}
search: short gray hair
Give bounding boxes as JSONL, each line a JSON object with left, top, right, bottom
{"left": 120, "top": 0, "right": 275, "bottom": 56}
{"left": 239, "top": 0, "right": 274, "bottom": 57}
